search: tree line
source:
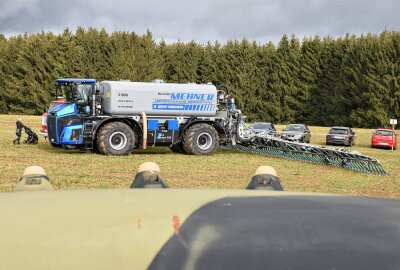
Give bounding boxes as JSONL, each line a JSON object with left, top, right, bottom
{"left": 0, "top": 27, "right": 399, "bottom": 128}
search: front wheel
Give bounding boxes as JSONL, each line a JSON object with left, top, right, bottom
{"left": 97, "top": 122, "right": 135, "bottom": 155}
{"left": 183, "top": 123, "right": 219, "bottom": 155}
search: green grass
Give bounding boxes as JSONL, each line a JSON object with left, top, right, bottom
{"left": 1, "top": 115, "right": 399, "bottom": 198}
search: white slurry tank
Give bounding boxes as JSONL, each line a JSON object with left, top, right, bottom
{"left": 100, "top": 81, "right": 218, "bottom": 116}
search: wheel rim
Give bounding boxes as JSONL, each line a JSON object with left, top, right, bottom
{"left": 109, "top": 132, "right": 127, "bottom": 150}
{"left": 197, "top": 132, "right": 213, "bottom": 150}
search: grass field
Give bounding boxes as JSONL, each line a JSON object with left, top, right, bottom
{"left": 0, "top": 114, "right": 399, "bottom": 198}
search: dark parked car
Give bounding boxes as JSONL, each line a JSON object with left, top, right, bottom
{"left": 251, "top": 122, "right": 277, "bottom": 136}
{"left": 281, "top": 124, "right": 311, "bottom": 143}
{"left": 326, "top": 126, "right": 355, "bottom": 146}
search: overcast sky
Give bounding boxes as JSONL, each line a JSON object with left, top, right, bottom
{"left": 1, "top": 0, "right": 399, "bottom": 44}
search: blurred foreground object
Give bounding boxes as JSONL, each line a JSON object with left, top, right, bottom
{"left": 1, "top": 165, "right": 400, "bottom": 269}
{"left": 14, "top": 165, "right": 53, "bottom": 192}
{"left": 246, "top": 166, "right": 283, "bottom": 191}
{"left": 130, "top": 162, "right": 169, "bottom": 188}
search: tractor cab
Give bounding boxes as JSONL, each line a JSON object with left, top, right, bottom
{"left": 55, "top": 78, "right": 97, "bottom": 115}
{"left": 47, "top": 78, "right": 96, "bottom": 147}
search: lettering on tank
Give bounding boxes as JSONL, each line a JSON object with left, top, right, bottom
{"left": 115, "top": 91, "right": 134, "bottom": 108}
{"left": 152, "top": 92, "right": 216, "bottom": 111}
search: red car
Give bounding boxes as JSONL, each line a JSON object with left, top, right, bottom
{"left": 371, "top": 129, "right": 397, "bottom": 150}
{"left": 40, "top": 99, "right": 64, "bottom": 139}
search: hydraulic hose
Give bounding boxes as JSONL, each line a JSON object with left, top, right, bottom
{"left": 142, "top": 112, "right": 147, "bottom": 150}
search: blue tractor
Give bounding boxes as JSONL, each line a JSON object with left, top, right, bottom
{"left": 46, "top": 78, "right": 231, "bottom": 155}
{"left": 47, "top": 78, "right": 97, "bottom": 149}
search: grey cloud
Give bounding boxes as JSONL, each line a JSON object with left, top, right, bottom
{"left": 0, "top": 0, "right": 399, "bottom": 43}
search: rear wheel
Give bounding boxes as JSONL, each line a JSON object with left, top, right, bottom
{"left": 183, "top": 123, "right": 219, "bottom": 155}
{"left": 97, "top": 122, "right": 135, "bottom": 155}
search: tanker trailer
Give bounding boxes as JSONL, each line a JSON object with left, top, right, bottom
{"left": 47, "top": 79, "right": 237, "bottom": 156}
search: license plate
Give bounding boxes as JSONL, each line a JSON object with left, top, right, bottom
{"left": 334, "top": 136, "right": 343, "bottom": 139}
{"left": 379, "top": 142, "right": 389, "bottom": 145}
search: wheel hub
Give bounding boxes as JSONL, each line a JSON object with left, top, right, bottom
{"left": 109, "top": 132, "right": 128, "bottom": 150}
{"left": 197, "top": 133, "right": 213, "bottom": 150}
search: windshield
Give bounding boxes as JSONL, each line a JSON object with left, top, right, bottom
{"left": 74, "top": 84, "right": 93, "bottom": 106}
{"left": 60, "top": 84, "right": 93, "bottom": 105}
{"left": 376, "top": 130, "right": 393, "bottom": 136}
{"left": 252, "top": 123, "right": 273, "bottom": 130}
{"left": 286, "top": 125, "right": 305, "bottom": 132}
{"left": 330, "top": 128, "right": 348, "bottom": 135}
{"left": 48, "top": 102, "right": 62, "bottom": 110}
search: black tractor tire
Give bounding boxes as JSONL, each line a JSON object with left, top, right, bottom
{"left": 50, "top": 143, "right": 62, "bottom": 148}
{"left": 97, "top": 122, "right": 135, "bottom": 156}
{"left": 169, "top": 142, "right": 187, "bottom": 154}
{"left": 62, "top": 145, "right": 77, "bottom": 150}
{"left": 183, "top": 123, "right": 219, "bottom": 155}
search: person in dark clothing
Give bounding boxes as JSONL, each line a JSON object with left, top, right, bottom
{"left": 23, "top": 126, "right": 38, "bottom": 144}
{"left": 13, "top": 119, "right": 25, "bottom": 145}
